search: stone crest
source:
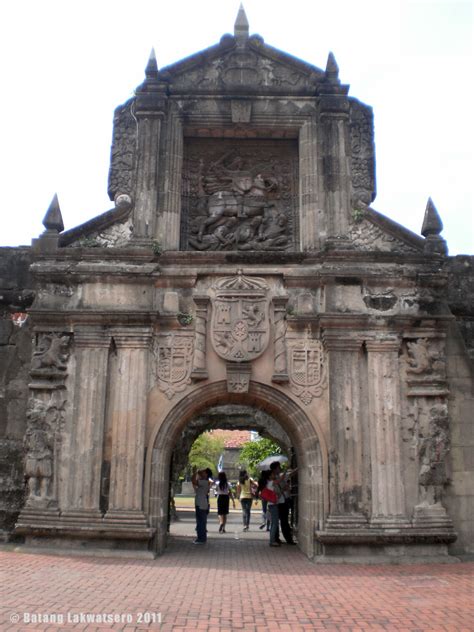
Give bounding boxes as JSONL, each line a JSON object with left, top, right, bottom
{"left": 154, "top": 333, "right": 194, "bottom": 399}
{"left": 211, "top": 272, "right": 270, "bottom": 363}
{"left": 288, "top": 332, "right": 326, "bottom": 405}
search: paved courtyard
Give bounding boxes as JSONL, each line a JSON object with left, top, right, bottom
{"left": 1, "top": 511, "right": 473, "bottom": 632}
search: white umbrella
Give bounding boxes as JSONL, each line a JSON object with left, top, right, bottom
{"left": 257, "top": 455, "right": 288, "bottom": 470}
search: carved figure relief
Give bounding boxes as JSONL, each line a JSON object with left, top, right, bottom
{"left": 182, "top": 139, "right": 298, "bottom": 251}
{"left": 153, "top": 333, "right": 194, "bottom": 399}
{"left": 211, "top": 273, "right": 270, "bottom": 363}
{"left": 402, "top": 336, "right": 448, "bottom": 398}
{"left": 24, "top": 396, "right": 65, "bottom": 506}
{"left": 405, "top": 338, "right": 446, "bottom": 377}
{"left": 31, "top": 333, "right": 70, "bottom": 372}
{"left": 172, "top": 52, "right": 317, "bottom": 92}
{"left": 29, "top": 332, "right": 72, "bottom": 390}
{"left": 288, "top": 331, "right": 326, "bottom": 405}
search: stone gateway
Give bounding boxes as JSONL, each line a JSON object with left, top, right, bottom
{"left": 1, "top": 7, "right": 473, "bottom": 561}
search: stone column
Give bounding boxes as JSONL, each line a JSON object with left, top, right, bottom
{"left": 324, "top": 334, "right": 367, "bottom": 528}
{"left": 298, "top": 118, "right": 321, "bottom": 250}
{"left": 319, "top": 95, "right": 352, "bottom": 242}
{"left": 366, "top": 337, "right": 409, "bottom": 527}
{"left": 157, "top": 109, "right": 183, "bottom": 250}
{"left": 63, "top": 327, "right": 111, "bottom": 521}
{"left": 105, "top": 328, "right": 151, "bottom": 527}
{"left": 133, "top": 114, "right": 164, "bottom": 243}
{"left": 191, "top": 296, "right": 209, "bottom": 380}
{"left": 272, "top": 296, "right": 289, "bottom": 383}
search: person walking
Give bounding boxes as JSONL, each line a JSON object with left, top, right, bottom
{"left": 264, "top": 469, "right": 281, "bottom": 547}
{"left": 270, "top": 461, "right": 297, "bottom": 545}
{"left": 236, "top": 470, "right": 257, "bottom": 531}
{"left": 258, "top": 469, "right": 281, "bottom": 547}
{"left": 215, "top": 471, "right": 235, "bottom": 533}
{"left": 192, "top": 468, "right": 210, "bottom": 544}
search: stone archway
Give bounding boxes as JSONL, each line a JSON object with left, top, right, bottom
{"left": 145, "top": 381, "right": 327, "bottom": 559}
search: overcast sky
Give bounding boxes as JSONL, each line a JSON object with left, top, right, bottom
{"left": 1, "top": 0, "right": 472, "bottom": 254}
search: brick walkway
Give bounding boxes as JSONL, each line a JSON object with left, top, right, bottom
{"left": 1, "top": 511, "right": 473, "bottom": 632}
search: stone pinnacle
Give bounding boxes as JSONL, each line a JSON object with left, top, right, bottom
{"left": 421, "top": 197, "right": 444, "bottom": 237}
{"left": 234, "top": 3, "right": 249, "bottom": 40}
{"left": 42, "top": 193, "right": 64, "bottom": 233}
{"left": 326, "top": 52, "right": 340, "bottom": 81}
{"left": 145, "top": 48, "right": 159, "bottom": 79}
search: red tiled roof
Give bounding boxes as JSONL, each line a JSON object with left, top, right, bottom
{"left": 211, "top": 429, "right": 252, "bottom": 448}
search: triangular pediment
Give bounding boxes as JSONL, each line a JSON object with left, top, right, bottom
{"left": 348, "top": 208, "right": 424, "bottom": 254}
{"left": 161, "top": 35, "right": 326, "bottom": 95}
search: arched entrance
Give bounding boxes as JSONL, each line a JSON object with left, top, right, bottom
{"left": 145, "top": 381, "right": 328, "bottom": 559}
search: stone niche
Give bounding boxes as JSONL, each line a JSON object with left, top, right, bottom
{"left": 181, "top": 138, "right": 298, "bottom": 252}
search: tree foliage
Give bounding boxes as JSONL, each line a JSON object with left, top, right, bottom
{"left": 238, "top": 438, "right": 285, "bottom": 477}
{"left": 187, "top": 432, "right": 225, "bottom": 476}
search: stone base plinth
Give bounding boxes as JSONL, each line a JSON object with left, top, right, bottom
{"left": 370, "top": 515, "right": 412, "bottom": 529}
{"left": 325, "top": 514, "right": 368, "bottom": 529}
{"left": 15, "top": 507, "right": 155, "bottom": 551}
{"left": 104, "top": 510, "right": 150, "bottom": 530}
{"left": 316, "top": 524, "right": 457, "bottom": 562}
{"left": 412, "top": 503, "right": 454, "bottom": 529}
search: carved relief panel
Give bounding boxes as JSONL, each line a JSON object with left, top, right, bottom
{"left": 152, "top": 332, "right": 194, "bottom": 399}
{"left": 287, "top": 328, "right": 327, "bottom": 405}
{"left": 181, "top": 139, "right": 298, "bottom": 251}
{"left": 210, "top": 273, "right": 270, "bottom": 362}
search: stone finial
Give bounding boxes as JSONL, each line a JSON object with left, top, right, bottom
{"left": 234, "top": 3, "right": 249, "bottom": 41}
{"left": 42, "top": 194, "right": 64, "bottom": 232}
{"left": 325, "top": 52, "right": 340, "bottom": 82}
{"left": 145, "top": 48, "right": 159, "bottom": 80}
{"left": 421, "top": 197, "right": 443, "bottom": 237}
{"left": 422, "top": 197, "right": 447, "bottom": 255}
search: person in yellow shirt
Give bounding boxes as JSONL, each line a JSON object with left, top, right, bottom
{"left": 236, "top": 470, "right": 257, "bottom": 531}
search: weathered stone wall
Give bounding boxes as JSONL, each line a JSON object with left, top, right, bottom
{"left": 446, "top": 255, "right": 474, "bottom": 361}
{"left": 441, "top": 255, "right": 474, "bottom": 554}
{"left": 0, "top": 247, "right": 34, "bottom": 538}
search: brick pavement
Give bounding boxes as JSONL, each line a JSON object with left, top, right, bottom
{"left": 1, "top": 511, "right": 473, "bottom": 632}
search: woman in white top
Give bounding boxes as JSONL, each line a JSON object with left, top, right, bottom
{"left": 215, "top": 471, "right": 235, "bottom": 533}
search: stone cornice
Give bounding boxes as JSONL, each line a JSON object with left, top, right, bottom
{"left": 28, "top": 310, "right": 159, "bottom": 328}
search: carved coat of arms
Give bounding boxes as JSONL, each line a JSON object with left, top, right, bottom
{"left": 155, "top": 333, "right": 194, "bottom": 399}
{"left": 211, "top": 273, "right": 270, "bottom": 363}
{"left": 288, "top": 336, "right": 326, "bottom": 405}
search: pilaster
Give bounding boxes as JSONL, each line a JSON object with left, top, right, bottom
{"left": 323, "top": 333, "right": 367, "bottom": 528}
{"left": 272, "top": 296, "right": 289, "bottom": 383}
{"left": 158, "top": 109, "right": 183, "bottom": 250}
{"left": 62, "top": 327, "right": 111, "bottom": 521}
{"left": 318, "top": 94, "right": 352, "bottom": 243}
{"left": 104, "top": 328, "right": 151, "bottom": 528}
{"left": 299, "top": 118, "right": 321, "bottom": 250}
{"left": 191, "top": 296, "right": 209, "bottom": 380}
{"left": 133, "top": 114, "right": 164, "bottom": 244}
{"left": 366, "top": 337, "right": 409, "bottom": 528}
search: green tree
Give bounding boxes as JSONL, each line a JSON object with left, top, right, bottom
{"left": 238, "top": 438, "right": 285, "bottom": 477}
{"left": 188, "top": 432, "right": 225, "bottom": 476}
